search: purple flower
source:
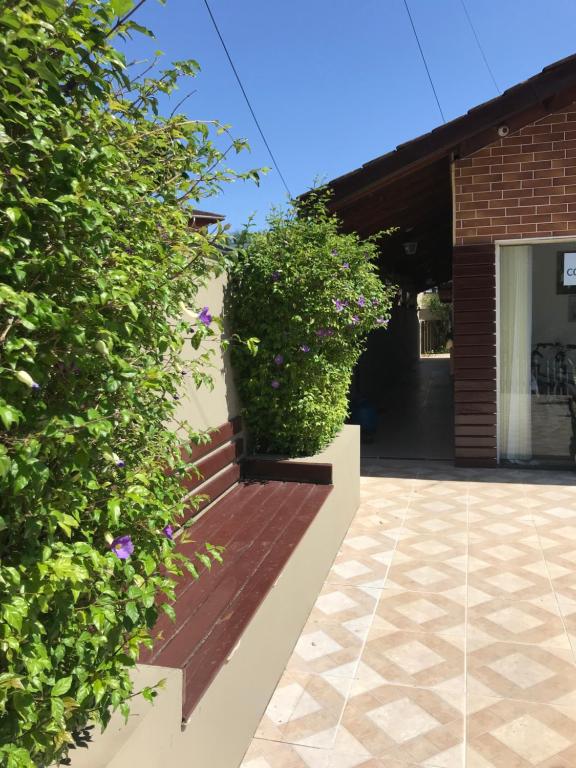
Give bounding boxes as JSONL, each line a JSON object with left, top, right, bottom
{"left": 331, "top": 248, "right": 338, "bottom": 256}
{"left": 350, "top": 316, "right": 360, "bottom": 325}
{"left": 274, "top": 354, "right": 284, "bottom": 365}
{"left": 271, "top": 379, "right": 280, "bottom": 389}
{"left": 376, "top": 317, "right": 388, "bottom": 326}
{"left": 341, "top": 262, "right": 350, "bottom": 270}
{"left": 315, "top": 328, "right": 334, "bottom": 338}
{"left": 163, "top": 525, "right": 174, "bottom": 540}
{"left": 333, "top": 298, "right": 345, "bottom": 312}
{"left": 198, "top": 306, "right": 212, "bottom": 327}
{"left": 300, "top": 344, "right": 310, "bottom": 353}
{"left": 112, "top": 453, "right": 125, "bottom": 468}
{"left": 372, "top": 299, "right": 380, "bottom": 306}
{"left": 271, "top": 271, "right": 281, "bottom": 282}
{"left": 357, "top": 295, "right": 366, "bottom": 307}
{"left": 111, "top": 535, "right": 133, "bottom": 560}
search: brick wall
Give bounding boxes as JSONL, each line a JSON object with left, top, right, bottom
{"left": 454, "top": 104, "right": 576, "bottom": 245}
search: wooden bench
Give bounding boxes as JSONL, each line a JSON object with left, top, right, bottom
{"left": 140, "top": 418, "right": 333, "bottom": 721}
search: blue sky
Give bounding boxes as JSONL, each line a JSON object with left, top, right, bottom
{"left": 123, "top": 0, "right": 576, "bottom": 230}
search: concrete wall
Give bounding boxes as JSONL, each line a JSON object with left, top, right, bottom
{"left": 173, "top": 274, "right": 239, "bottom": 432}
{"left": 69, "top": 426, "right": 360, "bottom": 768}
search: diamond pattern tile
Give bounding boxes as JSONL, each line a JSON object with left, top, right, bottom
{"left": 467, "top": 696, "right": 576, "bottom": 767}
{"left": 241, "top": 462, "right": 576, "bottom": 768}
{"left": 361, "top": 628, "right": 464, "bottom": 692}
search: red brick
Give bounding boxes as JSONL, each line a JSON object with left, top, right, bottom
{"left": 474, "top": 174, "right": 503, "bottom": 184}
{"left": 554, "top": 174, "right": 576, "bottom": 185}
{"left": 473, "top": 191, "right": 505, "bottom": 201}
{"left": 520, "top": 180, "right": 556, "bottom": 191}
{"left": 492, "top": 181, "right": 522, "bottom": 191}
{"left": 555, "top": 194, "right": 576, "bottom": 204}
{"left": 534, "top": 150, "right": 566, "bottom": 160}
{"left": 502, "top": 171, "right": 534, "bottom": 181}
{"left": 475, "top": 225, "right": 508, "bottom": 235}
{"left": 491, "top": 215, "right": 521, "bottom": 225}
{"left": 533, "top": 168, "right": 561, "bottom": 179}
{"left": 522, "top": 123, "right": 553, "bottom": 135}
{"left": 521, "top": 213, "right": 554, "bottom": 223}
{"left": 461, "top": 182, "right": 491, "bottom": 193}
{"left": 539, "top": 113, "right": 568, "bottom": 124}
{"left": 554, "top": 139, "right": 576, "bottom": 150}
{"left": 523, "top": 160, "right": 552, "bottom": 171}
{"left": 459, "top": 200, "right": 489, "bottom": 211}
{"left": 537, "top": 203, "right": 568, "bottom": 214}
{"left": 551, "top": 212, "right": 575, "bottom": 222}
{"left": 514, "top": 206, "right": 537, "bottom": 216}
{"left": 501, "top": 188, "right": 533, "bottom": 199}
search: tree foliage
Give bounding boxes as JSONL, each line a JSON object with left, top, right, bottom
{"left": 0, "top": 1, "right": 257, "bottom": 764}
{"left": 229, "top": 197, "right": 396, "bottom": 456}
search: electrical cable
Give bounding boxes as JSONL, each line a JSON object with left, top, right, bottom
{"left": 459, "top": 0, "right": 500, "bottom": 94}
{"left": 201, "top": 0, "right": 292, "bottom": 197}
{"left": 402, "top": 0, "right": 446, "bottom": 123}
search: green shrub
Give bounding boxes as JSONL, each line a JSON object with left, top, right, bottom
{"left": 0, "top": 2, "right": 259, "bottom": 765}
{"left": 229, "top": 197, "right": 396, "bottom": 456}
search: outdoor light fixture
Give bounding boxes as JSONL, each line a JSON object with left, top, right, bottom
{"left": 403, "top": 241, "right": 418, "bottom": 256}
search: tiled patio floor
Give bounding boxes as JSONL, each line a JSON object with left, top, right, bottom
{"left": 240, "top": 460, "right": 576, "bottom": 768}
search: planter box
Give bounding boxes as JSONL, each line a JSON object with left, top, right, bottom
{"left": 69, "top": 425, "right": 360, "bottom": 768}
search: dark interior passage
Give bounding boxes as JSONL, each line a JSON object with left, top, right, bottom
{"left": 350, "top": 302, "right": 454, "bottom": 460}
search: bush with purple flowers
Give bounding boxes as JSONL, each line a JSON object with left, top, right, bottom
{"left": 0, "top": 2, "right": 261, "bottom": 765}
{"left": 229, "top": 195, "right": 396, "bottom": 455}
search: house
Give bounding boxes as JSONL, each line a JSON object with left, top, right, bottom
{"left": 324, "top": 53, "right": 576, "bottom": 470}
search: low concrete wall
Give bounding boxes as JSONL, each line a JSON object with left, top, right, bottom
{"left": 173, "top": 275, "right": 239, "bottom": 432}
{"left": 69, "top": 425, "right": 359, "bottom": 768}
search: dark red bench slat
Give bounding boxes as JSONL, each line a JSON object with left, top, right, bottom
{"left": 148, "top": 482, "right": 301, "bottom": 663}
{"left": 181, "top": 484, "right": 332, "bottom": 718}
{"left": 181, "top": 439, "right": 243, "bottom": 494}
{"left": 243, "top": 458, "right": 332, "bottom": 485}
{"left": 181, "top": 417, "right": 241, "bottom": 464}
{"left": 180, "top": 463, "right": 241, "bottom": 526}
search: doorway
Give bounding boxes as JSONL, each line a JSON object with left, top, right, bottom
{"left": 498, "top": 241, "right": 576, "bottom": 468}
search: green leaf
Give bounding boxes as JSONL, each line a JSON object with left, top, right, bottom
{"left": 125, "top": 601, "right": 138, "bottom": 623}
{"left": 107, "top": 498, "right": 121, "bottom": 524}
{"left": 110, "top": 0, "right": 134, "bottom": 15}
{"left": 51, "top": 676, "right": 73, "bottom": 697}
{"left": 5, "top": 207, "right": 22, "bottom": 225}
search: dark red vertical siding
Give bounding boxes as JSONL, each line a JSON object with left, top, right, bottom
{"left": 452, "top": 243, "right": 497, "bottom": 466}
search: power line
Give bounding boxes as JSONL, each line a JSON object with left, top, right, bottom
{"left": 201, "top": 0, "right": 292, "bottom": 198}
{"left": 459, "top": 0, "right": 500, "bottom": 94}
{"left": 402, "top": 0, "right": 446, "bottom": 123}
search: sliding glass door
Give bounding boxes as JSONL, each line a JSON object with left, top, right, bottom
{"left": 499, "top": 243, "right": 576, "bottom": 467}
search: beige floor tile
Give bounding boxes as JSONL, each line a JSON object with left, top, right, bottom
{"left": 327, "top": 552, "right": 392, "bottom": 589}
{"left": 394, "top": 534, "right": 466, "bottom": 563}
{"left": 467, "top": 695, "right": 576, "bottom": 767}
{"left": 467, "top": 640, "right": 576, "bottom": 705}
{"left": 360, "top": 627, "right": 465, "bottom": 693}
{"left": 255, "top": 669, "right": 351, "bottom": 749}
{"left": 241, "top": 738, "right": 330, "bottom": 767}
{"left": 386, "top": 559, "right": 466, "bottom": 595}
{"left": 372, "top": 588, "right": 465, "bottom": 637}
{"left": 307, "top": 585, "right": 380, "bottom": 626}
{"left": 399, "top": 517, "right": 468, "bottom": 537}
{"left": 336, "top": 681, "right": 463, "bottom": 765}
{"left": 285, "top": 620, "right": 365, "bottom": 679}
{"left": 468, "top": 539, "right": 545, "bottom": 568}
{"left": 467, "top": 595, "right": 570, "bottom": 648}
{"left": 467, "top": 561, "right": 553, "bottom": 602}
